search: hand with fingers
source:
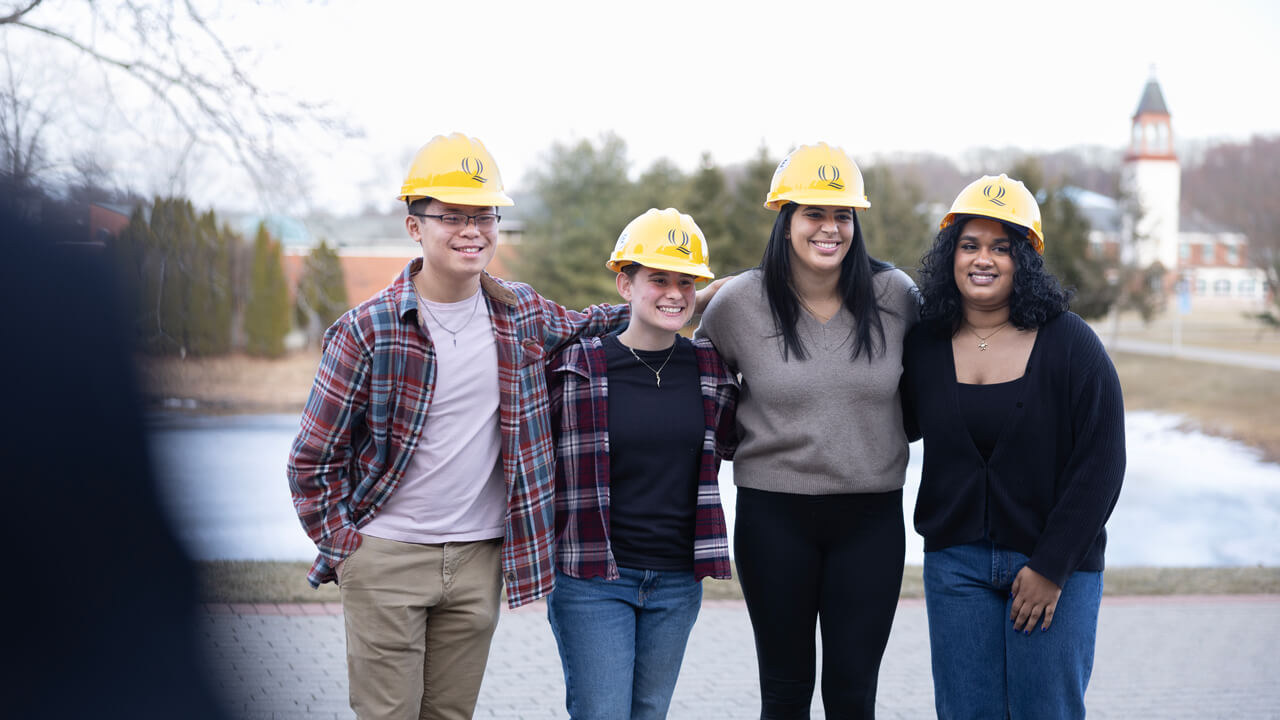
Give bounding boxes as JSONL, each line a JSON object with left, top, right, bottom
{"left": 1010, "top": 566, "right": 1062, "bottom": 634}
{"left": 694, "top": 275, "right": 730, "bottom": 315}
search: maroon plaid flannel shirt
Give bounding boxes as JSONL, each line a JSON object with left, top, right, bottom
{"left": 287, "top": 259, "right": 628, "bottom": 608}
{"left": 546, "top": 336, "right": 738, "bottom": 581}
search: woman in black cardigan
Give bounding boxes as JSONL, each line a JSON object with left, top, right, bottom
{"left": 901, "top": 174, "right": 1125, "bottom": 720}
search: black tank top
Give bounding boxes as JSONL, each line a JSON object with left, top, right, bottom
{"left": 957, "top": 377, "right": 1024, "bottom": 461}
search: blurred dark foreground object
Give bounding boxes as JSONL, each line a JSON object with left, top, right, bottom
{"left": 0, "top": 197, "right": 229, "bottom": 718}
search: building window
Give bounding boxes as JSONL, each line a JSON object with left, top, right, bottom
{"left": 1226, "top": 244, "right": 1238, "bottom": 265}
{"left": 1195, "top": 279, "right": 1207, "bottom": 294}
{"left": 1239, "top": 278, "right": 1256, "bottom": 295}
{"left": 1213, "top": 279, "right": 1232, "bottom": 296}
{"left": 1179, "top": 243, "right": 1191, "bottom": 261}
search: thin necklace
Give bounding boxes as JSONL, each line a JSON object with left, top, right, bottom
{"left": 625, "top": 339, "right": 678, "bottom": 388}
{"left": 967, "top": 321, "right": 1010, "bottom": 352}
{"left": 418, "top": 287, "right": 481, "bottom": 347}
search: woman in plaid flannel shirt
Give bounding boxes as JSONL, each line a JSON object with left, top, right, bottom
{"left": 545, "top": 208, "right": 738, "bottom": 720}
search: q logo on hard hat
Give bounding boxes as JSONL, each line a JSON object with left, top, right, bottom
{"left": 614, "top": 231, "right": 630, "bottom": 253}
{"left": 667, "top": 229, "right": 692, "bottom": 256}
{"left": 983, "top": 183, "right": 1007, "bottom": 207}
{"left": 818, "top": 164, "right": 844, "bottom": 190}
{"left": 461, "top": 157, "right": 487, "bottom": 184}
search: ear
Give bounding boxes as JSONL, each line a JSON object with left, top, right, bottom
{"left": 405, "top": 214, "right": 422, "bottom": 244}
{"left": 616, "top": 271, "right": 634, "bottom": 303}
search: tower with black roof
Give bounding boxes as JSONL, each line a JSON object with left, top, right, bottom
{"left": 1121, "top": 71, "right": 1180, "bottom": 271}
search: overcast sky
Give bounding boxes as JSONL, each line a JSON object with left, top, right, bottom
{"left": 30, "top": 0, "right": 1280, "bottom": 215}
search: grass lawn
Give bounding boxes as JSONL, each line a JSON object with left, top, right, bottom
{"left": 1112, "top": 351, "right": 1280, "bottom": 462}
{"left": 200, "top": 561, "right": 1280, "bottom": 605}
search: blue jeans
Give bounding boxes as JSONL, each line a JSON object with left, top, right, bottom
{"left": 546, "top": 567, "right": 702, "bottom": 720}
{"left": 924, "top": 542, "right": 1103, "bottom": 720}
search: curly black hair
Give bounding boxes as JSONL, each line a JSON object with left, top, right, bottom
{"left": 917, "top": 214, "right": 1072, "bottom": 334}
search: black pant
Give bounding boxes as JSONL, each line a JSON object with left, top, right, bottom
{"left": 735, "top": 487, "right": 905, "bottom": 720}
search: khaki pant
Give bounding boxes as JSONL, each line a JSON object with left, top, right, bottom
{"left": 338, "top": 535, "right": 503, "bottom": 720}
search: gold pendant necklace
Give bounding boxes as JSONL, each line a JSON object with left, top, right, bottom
{"left": 626, "top": 341, "right": 677, "bottom": 388}
{"left": 968, "top": 322, "right": 1010, "bottom": 351}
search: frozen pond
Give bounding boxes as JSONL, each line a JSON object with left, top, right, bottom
{"left": 150, "top": 411, "right": 1280, "bottom": 567}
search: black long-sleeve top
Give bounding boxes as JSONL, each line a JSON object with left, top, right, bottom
{"left": 901, "top": 311, "right": 1126, "bottom": 587}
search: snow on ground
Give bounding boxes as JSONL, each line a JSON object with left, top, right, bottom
{"left": 151, "top": 411, "right": 1280, "bottom": 566}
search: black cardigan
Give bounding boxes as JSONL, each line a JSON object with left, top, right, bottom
{"left": 901, "top": 312, "right": 1125, "bottom": 587}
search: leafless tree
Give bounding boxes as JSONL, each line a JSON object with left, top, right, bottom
{"left": 1, "top": 0, "right": 356, "bottom": 204}
{"left": 0, "top": 41, "right": 54, "bottom": 186}
{"left": 1181, "top": 135, "right": 1280, "bottom": 323}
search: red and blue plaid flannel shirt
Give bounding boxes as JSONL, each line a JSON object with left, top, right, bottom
{"left": 547, "top": 336, "right": 738, "bottom": 581}
{"left": 287, "top": 258, "right": 628, "bottom": 608}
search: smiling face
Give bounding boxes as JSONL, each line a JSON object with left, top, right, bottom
{"left": 952, "top": 217, "right": 1016, "bottom": 311}
{"left": 616, "top": 265, "right": 697, "bottom": 340}
{"left": 406, "top": 198, "right": 498, "bottom": 298}
{"left": 788, "top": 204, "right": 854, "bottom": 278}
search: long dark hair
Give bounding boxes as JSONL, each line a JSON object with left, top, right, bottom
{"left": 917, "top": 215, "right": 1072, "bottom": 335}
{"left": 761, "top": 202, "right": 895, "bottom": 361}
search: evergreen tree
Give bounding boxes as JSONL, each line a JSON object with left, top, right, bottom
{"left": 295, "top": 238, "right": 349, "bottom": 346}
{"left": 683, "top": 152, "right": 734, "bottom": 274}
{"left": 147, "top": 197, "right": 197, "bottom": 355}
{"left": 633, "top": 158, "right": 688, "bottom": 213}
{"left": 111, "top": 205, "right": 154, "bottom": 349}
{"left": 721, "top": 144, "right": 778, "bottom": 276}
{"left": 860, "top": 165, "right": 933, "bottom": 277}
{"left": 519, "top": 134, "right": 637, "bottom": 309}
{"left": 185, "top": 210, "right": 234, "bottom": 355}
{"left": 244, "top": 223, "right": 291, "bottom": 357}
{"left": 107, "top": 197, "right": 241, "bottom": 355}
{"left": 1013, "top": 160, "right": 1118, "bottom": 320}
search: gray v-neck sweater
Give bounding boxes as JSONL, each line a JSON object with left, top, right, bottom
{"left": 696, "top": 268, "right": 919, "bottom": 495}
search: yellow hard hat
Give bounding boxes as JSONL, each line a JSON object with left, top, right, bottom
{"left": 396, "top": 133, "right": 514, "bottom": 207}
{"left": 764, "top": 142, "right": 870, "bottom": 211}
{"left": 607, "top": 208, "right": 715, "bottom": 281}
{"left": 940, "top": 174, "right": 1044, "bottom": 254}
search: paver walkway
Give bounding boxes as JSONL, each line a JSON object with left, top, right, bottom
{"left": 202, "top": 594, "right": 1280, "bottom": 719}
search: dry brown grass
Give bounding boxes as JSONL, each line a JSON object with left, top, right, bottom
{"left": 1099, "top": 307, "right": 1280, "bottom": 355}
{"left": 200, "top": 560, "right": 341, "bottom": 604}
{"left": 138, "top": 351, "right": 320, "bottom": 414}
{"left": 1112, "top": 351, "right": 1280, "bottom": 462}
{"left": 200, "top": 562, "right": 1279, "bottom": 604}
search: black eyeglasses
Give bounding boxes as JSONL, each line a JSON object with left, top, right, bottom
{"left": 412, "top": 212, "right": 501, "bottom": 230}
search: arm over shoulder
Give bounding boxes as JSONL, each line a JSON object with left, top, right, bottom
{"left": 502, "top": 279, "right": 630, "bottom": 356}
{"left": 877, "top": 267, "right": 922, "bottom": 323}
{"left": 694, "top": 270, "right": 758, "bottom": 369}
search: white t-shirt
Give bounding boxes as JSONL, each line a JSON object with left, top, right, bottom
{"left": 360, "top": 287, "right": 506, "bottom": 544}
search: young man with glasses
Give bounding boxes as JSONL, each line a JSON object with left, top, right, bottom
{"left": 287, "top": 133, "right": 638, "bottom": 719}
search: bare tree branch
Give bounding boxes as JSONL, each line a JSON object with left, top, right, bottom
{"left": 2, "top": 1, "right": 357, "bottom": 207}
{"left": 0, "top": 1, "right": 44, "bottom": 26}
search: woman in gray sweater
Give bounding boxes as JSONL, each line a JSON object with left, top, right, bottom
{"left": 697, "top": 142, "right": 918, "bottom": 719}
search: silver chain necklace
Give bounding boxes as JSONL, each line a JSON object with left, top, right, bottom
{"left": 625, "top": 340, "right": 678, "bottom": 388}
{"left": 418, "top": 288, "right": 481, "bottom": 347}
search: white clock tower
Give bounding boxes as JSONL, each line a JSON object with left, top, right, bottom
{"left": 1121, "top": 72, "right": 1180, "bottom": 270}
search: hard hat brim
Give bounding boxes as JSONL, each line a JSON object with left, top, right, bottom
{"left": 765, "top": 194, "right": 871, "bottom": 211}
{"left": 606, "top": 258, "right": 715, "bottom": 282}
{"left": 941, "top": 211, "right": 1045, "bottom": 254}
{"left": 397, "top": 186, "right": 515, "bottom": 207}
